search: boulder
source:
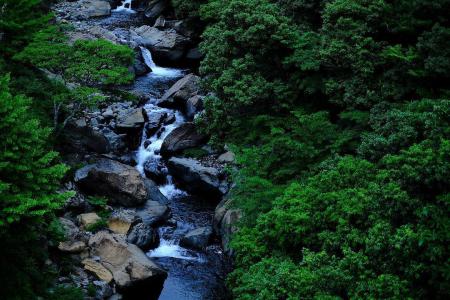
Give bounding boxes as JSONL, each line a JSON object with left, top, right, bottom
{"left": 64, "top": 120, "right": 126, "bottom": 154}
{"left": 144, "top": 0, "right": 169, "bottom": 25}
{"left": 167, "top": 157, "right": 227, "bottom": 197}
{"left": 157, "top": 74, "right": 200, "bottom": 108}
{"left": 145, "top": 111, "right": 167, "bottom": 136}
{"left": 88, "top": 231, "right": 167, "bottom": 292}
{"left": 82, "top": 258, "right": 114, "bottom": 283}
{"left": 180, "top": 226, "right": 212, "bottom": 250}
{"left": 133, "top": 49, "right": 151, "bottom": 76}
{"left": 217, "top": 151, "right": 236, "bottom": 163}
{"left": 160, "top": 123, "right": 208, "bottom": 156}
{"left": 131, "top": 26, "right": 189, "bottom": 63}
{"left": 116, "top": 108, "right": 147, "bottom": 130}
{"left": 214, "top": 198, "right": 242, "bottom": 254}
{"left": 59, "top": 217, "right": 81, "bottom": 240}
{"left": 80, "top": 0, "right": 111, "bottom": 18}
{"left": 108, "top": 209, "right": 139, "bottom": 234}
{"left": 58, "top": 241, "right": 87, "bottom": 253}
{"left": 127, "top": 223, "right": 159, "bottom": 250}
{"left": 75, "top": 159, "right": 152, "bottom": 207}
{"left": 143, "top": 159, "right": 166, "bottom": 184}
{"left": 78, "top": 212, "right": 102, "bottom": 228}
{"left": 136, "top": 200, "right": 171, "bottom": 226}
{"left": 185, "top": 95, "right": 204, "bottom": 119}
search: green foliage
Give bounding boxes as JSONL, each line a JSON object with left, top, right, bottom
{"left": 182, "top": 147, "right": 209, "bottom": 158}
{"left": 0, "top": 75, "right": 70, "bottom": 226}
{"left": 85, "top": 219, "right": 108, "bottom": 233}
{"left": 45, "top": 285, "right": 84, "bottom": 300}
{"left": 192, "top": 0, "right": 450, "bottom": 298}
{"left": 87, "top": 196, "right": 108, "bottom": 209}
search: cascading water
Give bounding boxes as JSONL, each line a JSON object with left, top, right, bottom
{"left": 114, "top": 0, "right": 135, "bottom": 12}
{"left": 140, "top": 47, "right": 183, "bottom": 78}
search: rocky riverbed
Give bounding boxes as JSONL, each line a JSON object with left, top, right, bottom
{"left": 50, "top": 1, "right": 240, "bottom": 299}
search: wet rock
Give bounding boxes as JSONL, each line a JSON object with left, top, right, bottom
{"left": 133, "top": 49, "right": 151, "bottom": 76}
{"left": 157, "top": 74, "right": 200, "bottom": 108}
{"left": 127, "top": 223, "right": 159, "bottom": 250}
{"left": 82, "top": 258, "right": 114, "bottom": 283}
{"left": 167, "top": 157, "right": 227, "bottom": 197}
{"left": 143, "top": 159, "right": 166, "bottom": 184}
{"left": 79, "top": 0, "right": 111, "bottom": 19}
{"left": 78, "top": 212, "right": 102, "bottom": 228}
{"left": 217, "top": 151, "right": 236, "bottom": 164}
{"left": 58, "top": 241, "right": 87, "bottom": 253}
{"left": 145, "top": 111, "right": 167, "bottom": 136}
{"left": 180, "top": 226, "right": 213, "bottom": 250}
{"left": 93, "top": 280, "right": 113, "bottom": 299}
{"left": 136, "top": 200, "right": 171, "bottom": 226}
{"left": 75, "top": 159, "right": 150, "bottom": 207}
{"left": 88, "top": 231, "right": 167, "bottom": 292}
{"left": 185, "top": 95, "right": 204, "bottom": 119}
{"left": 144, "top": 0, "right": 169, "bottom": 25}
{"left": 60, "top": 217, "right": 81, "bottom": 240}
{"left": 160, "top": 123, "right": 208, "bottom": 156}
{"left": 64, "top": 119, "right": 126, "bottom": 154}
{"left": 131, "top": 25, "right": 190, "bottom": 63}
{"left": 116, "top": 107, "right": 146, "bottom": 130}
{"left": 214, "top": 198, "right": 242, "bottom": 254}
{"left": 108, "top": 209, "right": 139, "bottom": 234}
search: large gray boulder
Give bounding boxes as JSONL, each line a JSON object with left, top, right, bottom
{"left": 157, "top": 74, "right": 200, "bottom": 108}
{"left": 185, "top": 95, "right": 204, "bottom": 120}
{"left": 214, "top": 198, "right": 242, "bottom": 254}
{"left": 86, "top": 231, "right": 166, "bottom": 293}
{"left": 131, "top": 25, "right": 190, "bottom": 63}
{"left": 167, "top": 157, "right": 227, "bottom": 197}
{"left": 136, "top": 200, "right": 171, "bottom": 226}
{"left": 180, "top": 226, "right": 213, "bottom": 250}
{"left": 64, "top": 119, "right": 127, "bottom": 154}
{"left": 133, "top": 49, "right": 151, "bottom": 76}
{"left": 75, "top": 159, "right": 158, "bottom": 207}
{"left": 144, "top": 0, "right": 169, "bottom": 25}
{"left": 160, "top": 123, "right": 208, "bottom": 156}
{"left": 116, "top": 107, "right": 147, "bottom": 131}
{"left": 127, "top": 223, "right": 160, "bottom": 251}
{"left": 79, "top": 0, "right": 111, "bottom": 18}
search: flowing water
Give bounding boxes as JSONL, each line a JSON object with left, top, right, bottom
{"left": 133, "top": 48, "right": 230, "bottom": 299}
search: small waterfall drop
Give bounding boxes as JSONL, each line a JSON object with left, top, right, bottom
{"left": 140, "top": 47, "right": 184, "bottom": 77}
{"left": 114, "top": 0, "right": 135, "bottom": 12}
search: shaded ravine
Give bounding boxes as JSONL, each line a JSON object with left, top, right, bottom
{"left": 132, "top": 48, "right": 230, "bottom": 299}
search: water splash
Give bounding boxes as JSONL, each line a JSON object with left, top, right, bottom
{"left": 114, "top": 0, "right": 135, "bottom": 13}
{"left": 140, "top": 47, "right": 184, "bottom": 77}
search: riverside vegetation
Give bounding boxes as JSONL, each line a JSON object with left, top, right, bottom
{"left": 1, "top": 0, "right": 449, "bottom": 299}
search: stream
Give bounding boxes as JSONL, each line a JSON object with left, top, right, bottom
{"left": 99, "top": 3, "right": 229, "bottom": 299}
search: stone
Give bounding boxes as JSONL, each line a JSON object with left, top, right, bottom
{"left": 131, "top": 26, "right": 189, "bottom": 63}
{"left": 59, "top": 217, "right": 81, "bottom": 240}
{"left": 185, "top": 95, "right": 204, "bottom": 119}
{"left": 160, "top": 123, "right": 208, "bottom": 156}
{"left": 167, "top": 157, "right": 227, "bottom": 197}
{"left": 116, "top": 108, "right": 146, "bottom": 130}
{"left": 180, "top": 226, "right": 213, "bottom": 250}
{"left": 82, "top": 258, "right": 114, "bottom": 283}
{"left": 213, "top": 198, "right": 242, "bottom": 254}
{"left": 88, "top": 231, "right": 167, "bottom": 292}
{"left": 157, "top": 74, "right": 200, "bottom": 108}
{"left": 217, "top": 151, "right": 236, "bottom": 163}
{"left": 144, "top": 0, "right": 169, "bottom": 25}
{"left": 145, "top": 111, "right": 167, "bottom": 136}
{"left": 93, "top": 280, "right": 113, "bottom": 299}
{"left": 58, "top": 241, "right": 87, "bottom": 253}
{"left": 80, "top": 0, "right": 111, "bottom": 19}
{"left": 143, "top": 159, "right": 166, "bottom": 184}
{"left": 78, "top": 212, "right": 102, "bottom": 228}
{"left": 136, "top": 200, "right": 171, "bottom": 226}
{"left": 75, "top": 159, "right": 152, "bottom": 207}
{"left": 108, "top": 209, "right": 139, "bottom": 234}
{"left": 133, "top": 49, "right": 151, "bottom": 76}
{"left": 126, "top": 223, "right": 159, "bottom": 251}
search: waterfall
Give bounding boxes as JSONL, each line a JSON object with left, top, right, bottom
{"left": 140, "top": 47, "right": 183, "bottom": 77}
{"left": 114, "top": 0, "right": 135, "bottom": 12}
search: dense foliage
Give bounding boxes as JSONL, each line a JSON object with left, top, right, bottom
{"left": 172, "top": 0, "right": 450, "bottom": 298}
{"left": 0, "top": 0, "right": 133, "bottom": 298}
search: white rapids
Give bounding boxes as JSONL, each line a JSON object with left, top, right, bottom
{"left": 114, "top": 0, "right": 135, "bottom": 13}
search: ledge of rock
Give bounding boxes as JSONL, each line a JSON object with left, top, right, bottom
{"left": 87, "top": 231, "right": 167, "bottom": 293}
{"left": 167, "top": 157, "right": 227, "bottom": 197}
{"left": 156, "top": 73, "right": 200, "bottom": 109}
{"left": 160, "top": 123, "right": 208, "bottom": 156}
{"left": 214, "top": 198, "right": 242, "bottom": 254}
{"left": 75, "top": 159, "right": 160, "bottom": 207}
{"left": 180, "top": 226, "right": 213, "bottom": 250}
